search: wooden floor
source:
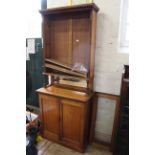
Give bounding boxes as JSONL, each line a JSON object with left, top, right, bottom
{"left": 37, "top": 139, "right": 112, "bottom": 155}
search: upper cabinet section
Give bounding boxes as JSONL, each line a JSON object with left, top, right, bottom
{"left": 40, "top": 3, "right": 99, "bottom": 92}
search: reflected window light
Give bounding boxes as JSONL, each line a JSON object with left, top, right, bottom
{"left": 118, "top": 0, "right": 129, "bottom": 53}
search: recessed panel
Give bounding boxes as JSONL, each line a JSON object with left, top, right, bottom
{"left": 72, "top": 18, "right": 90, "bottom": 70}
{"left": 50, "top": 19, "right": 71, "bottom": 65}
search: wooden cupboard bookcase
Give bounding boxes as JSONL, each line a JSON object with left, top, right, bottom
{"left": 37, "top": 3, "right": 99, "bottom": 152}
{"left": 37, "top": 86, "right": 94, "bottom": 152}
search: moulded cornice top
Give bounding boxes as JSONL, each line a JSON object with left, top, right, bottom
{"left": 39, "top": 3, "right": 99, "bottom": 15}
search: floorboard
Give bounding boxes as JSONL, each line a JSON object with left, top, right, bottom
{"left": 37, "top": 139, "right": 112, "bottom": 155}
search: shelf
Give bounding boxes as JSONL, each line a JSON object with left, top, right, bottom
{"left": 45, "top": 58, "right": 87, "bottom": 76}
{"left": 43, "top": 72, "right": 88, "bottom": 81}
{"left": 45, "top": 63, "right": 87, "bottom": 78}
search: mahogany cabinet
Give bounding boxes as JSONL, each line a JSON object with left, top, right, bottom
{"left": 37, "top": 86, "right": 93, "bottom": 152}
{"left": 37, "top": 3, "right": 99, "bottom": 152}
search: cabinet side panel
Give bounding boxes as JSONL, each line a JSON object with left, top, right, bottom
{"left": 43, "top": 17, "right": 51, "bottom": 58}
{"left": 88, "top": 10, "right": 97, "bottom": 90}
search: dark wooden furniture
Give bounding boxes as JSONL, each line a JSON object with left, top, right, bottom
{"left": 114, "top": 65, "right": 129, "bottom": 155}
{"left": 37, "top": 86, "right": 93, "bottom": 152}
{"left": 37, "top": 3, "right": 99, "bottom": 152}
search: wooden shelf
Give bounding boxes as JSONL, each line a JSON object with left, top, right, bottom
{"left": 45, "top": 58, "right": 87, "bottom": 75}
{"left": 43, "top": 72, "right": 88, "bottom": 81}
{"left": 45, "top": 63, "right": 86, "bottom": 78}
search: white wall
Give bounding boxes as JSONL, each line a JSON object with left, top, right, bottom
{"left": 26, "top": 0, "right": 42, "bottom": 38}
{"left": 94, "top": 0, "right": 129, "bottom": 95}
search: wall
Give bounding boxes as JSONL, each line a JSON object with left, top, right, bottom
{"left": 94, "top": 0, "right": 129, "bottom": 95}
{"left": 26, "top": 0, "right": 42, "bottom": 38}
{"left": 95, "top": 97, "right": 116, "bottom": 143}
{"left": 93, "top": 0, "right": 129, "bottom": 143}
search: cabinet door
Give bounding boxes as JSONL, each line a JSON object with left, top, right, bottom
{"left": 39, "top": 95, "right": 60, "bottom": 141}
{"left": 60, "top": 99, "right": 85, "bottom": 149}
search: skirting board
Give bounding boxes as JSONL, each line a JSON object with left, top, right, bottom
{"left": 95, "top": 131, "right": 111, "bottom": 143}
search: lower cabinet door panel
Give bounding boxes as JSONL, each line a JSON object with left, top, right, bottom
{"left": 60, "top": 99, "right": 85, "bottom": 148}
{"left": 39, "top": 94, "right": 88, "bottom": 152}
{"left": 40, "top": 95, "right": 60, "bottom": 141}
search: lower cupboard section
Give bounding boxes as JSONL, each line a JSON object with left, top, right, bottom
{"left": 39, "top": 94, "right": 93, "bottom": 152}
